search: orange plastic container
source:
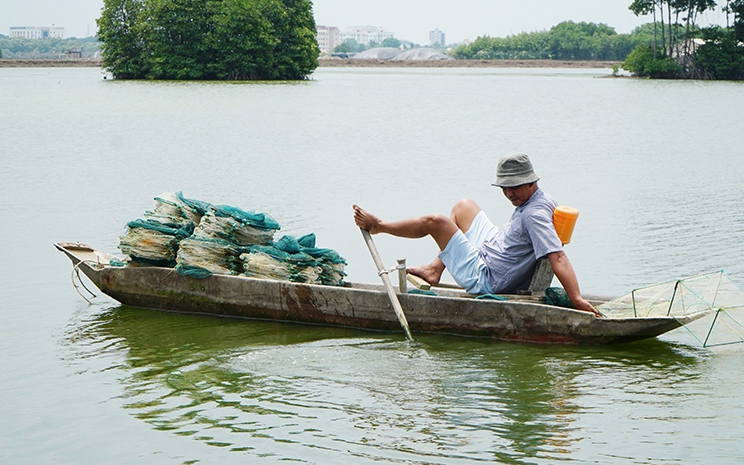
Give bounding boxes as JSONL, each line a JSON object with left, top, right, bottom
{"left": 553, "top": 206, "right": 579, "bottom": 245}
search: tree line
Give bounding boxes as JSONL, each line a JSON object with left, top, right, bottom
{"left": 453, "top": 3, "right": 743, "bottom": 79}
{"left": 623, "top": 0, "right": 744, "bottom": 79}
{"left": 452, "top": 21, "right": 646, "bottom": 61}
{"left": 96, "top": 0, "right": 319, "bottom": 80}
{"left": 0, "top": 36, "right": 99, "bottom": 59}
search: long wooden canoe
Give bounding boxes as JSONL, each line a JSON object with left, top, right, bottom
{"left": 55, "top": 242, "right": 709, "bottom": 344}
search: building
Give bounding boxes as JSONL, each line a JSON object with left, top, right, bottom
{"left": 429, "top": 28, "right": 445, "bottom": 47}
{"left": 340, "top": 26, "right": 393, "bottom": 46}
{"left": 9, "top": 26, "right": 65, "bottom": 39}
{"left": 316, "top": 25, "right": 341, "bottom": 53}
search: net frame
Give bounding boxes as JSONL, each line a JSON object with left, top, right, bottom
{"left": 598, "top": 270, "right": 744, "bottom": 347}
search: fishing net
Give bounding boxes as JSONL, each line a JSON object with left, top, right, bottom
{"left": 118, "top": 218, "right": 195, "bottom": 266}
{"left": 149, "top": 191, "right": 212, "bottom": 226}
{"left": 241, "top": 250, "right": 321, "bottom": 283}
{"left": 175, "top": 236, "right": 244, "bottom": 278}
{"left": 598, "top": 270, "right": 744, "bottom": 347}
{"left": 241, "top": 233, "right": 346, "bottom": 286}
{"left": 117, "top": 192, "right": 346, "bottom": 286}
{"left": 192, "top": 210, "right": 278, "bottom": 246}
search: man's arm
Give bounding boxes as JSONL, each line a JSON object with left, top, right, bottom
{"left": 547, "top": 251, "right": 602, "bottom": 317}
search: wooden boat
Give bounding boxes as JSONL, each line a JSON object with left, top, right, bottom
{"left": 55, "top": 242, "right": 709, "bottom": 344}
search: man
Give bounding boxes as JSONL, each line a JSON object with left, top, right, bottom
{"left": 353, "top": 153, "right": 600, "bottom": 317}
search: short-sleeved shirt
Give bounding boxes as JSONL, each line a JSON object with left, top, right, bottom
{"left": 481, "top": 188, "right": 563, "bottom": 293}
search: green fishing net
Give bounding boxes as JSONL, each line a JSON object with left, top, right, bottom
{"left": 597, "top": 270, "right": 744, "bottom": 347}
{"left": 176, "top": 236, "right": 244, "bottom": 277}
{"left": 150, "top": 191, "right": 212, "bottom": 226}
{"left": 193, "top": 210, "right": 277, "bottom": 246}
{"left": 241, "top": 233, "right": 347, "bottom": 286}
{"left": 118, "top": 218, "right": 194, "bottom": 266}
{"left": 545, "top": 287, "right": 574, "bottom": 308}
{"left": 117, "top": 192, "right": 346, "bottom": 286}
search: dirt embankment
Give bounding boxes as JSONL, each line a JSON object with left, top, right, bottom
{"left": 318, "top": 58, "right": 619, "bottom": 68}
{"left": 1, "top": 58, "right": 619, "bottom": 69}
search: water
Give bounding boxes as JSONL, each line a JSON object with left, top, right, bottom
{"left": 2, "top": 66, "right": 744, "bottom": 464}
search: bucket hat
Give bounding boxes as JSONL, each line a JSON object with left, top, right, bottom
{"left": 492, "top": 153, "right": 540, "bottom": 188}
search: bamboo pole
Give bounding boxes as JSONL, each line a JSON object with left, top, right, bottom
{"left": 360, "top": 229, "right": 413, "bottom": 341}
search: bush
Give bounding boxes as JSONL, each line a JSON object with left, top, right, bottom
{"left": 622, "top": 44, "right": 681, "bottom": 78}
{"left": 694, "top": 27, "right": 744, "bottom": 80}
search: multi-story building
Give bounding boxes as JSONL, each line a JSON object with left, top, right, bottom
{"left": 9, "top": 26, "right": 65, "bottom": 39}
{"left": 340, "top": 26, "right": 393, "bottom": 46}
{"left": 429, "top": 28, "right": 446, "bottom": 47}
{"left": 316, "top": 25, "right": 341, "bottom": 53}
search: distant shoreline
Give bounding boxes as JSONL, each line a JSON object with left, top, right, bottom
{"left": 1, "top": 58, "right": 619, "bottom": 69}
{"left": 318, "top": 58, "right": 619, "bottom": 69}
{"left": 0, "top": 59, "right": 102, "bottom": 68}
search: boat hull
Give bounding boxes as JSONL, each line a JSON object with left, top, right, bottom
{"left": 56, "top": 243, "right": 702, "bottom": 344}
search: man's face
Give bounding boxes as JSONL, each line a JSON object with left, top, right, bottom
{"left": 501, "top": 183, "right": 536, "bottom": 207}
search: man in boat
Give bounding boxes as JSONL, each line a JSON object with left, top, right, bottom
{"left": 353, "top": 153, "right": 601, "bottom": 317}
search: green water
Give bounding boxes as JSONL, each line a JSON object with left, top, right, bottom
{"left": 2, "top": 67, "right": 744, "bottom": 464}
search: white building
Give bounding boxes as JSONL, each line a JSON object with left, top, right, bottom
{"left": 429, "top": 28, "right": 446, "bottom": 47}
{"left": 9, "top": 26, "right": 65, "bottom": 39}
{"left": 340, "top": 26, "right": 393, "bottom": 46}
{"left": 316, "top": 25, "right": 341, "bottom": 53}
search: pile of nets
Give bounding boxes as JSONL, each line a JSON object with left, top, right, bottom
{"left": 118, "top": 192, "right": 210, "bottom": 266}
{"left": 597, "top": 270, "right": 744, "bottom": 347}
{"left": 117, "top": 192, "right": 346, "bottom": 286}
{"left": 118, "top": 218, "right": 194, "bottom": 266}
{"left": 242, "top": 233, "right": 347, "bottom": 286}
{"left": 178, "top": 202, "right": 281, "bottom": 278}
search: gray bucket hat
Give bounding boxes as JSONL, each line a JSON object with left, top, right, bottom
{"left": 492, "top": 153, "right": 540, "bottom": 188}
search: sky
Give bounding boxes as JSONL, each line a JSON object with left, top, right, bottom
{"left": 0, "top": 0, "right": 730, "bottom": 43}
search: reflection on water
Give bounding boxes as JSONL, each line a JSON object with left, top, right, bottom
{"left": 62, "top": 305, "right": 704, "bottom": 464}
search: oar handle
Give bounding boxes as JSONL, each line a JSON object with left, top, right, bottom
{"left": 360, "top": 228, "right": 413, "bottom": 341}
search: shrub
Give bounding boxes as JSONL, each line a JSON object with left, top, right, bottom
{"left": 622, "top": 44, "right": 681, "bottom": 78}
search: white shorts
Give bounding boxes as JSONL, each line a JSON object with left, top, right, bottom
{"left": 438, "top": 211, "right": 498, "bottom": 294}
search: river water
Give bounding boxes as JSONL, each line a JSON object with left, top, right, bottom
{"left": 2, "top": 66, "right": 744, "bottom": 464}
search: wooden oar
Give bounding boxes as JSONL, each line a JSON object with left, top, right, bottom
{"left": 359, "top": 228, "right": 414, "bottom": 341}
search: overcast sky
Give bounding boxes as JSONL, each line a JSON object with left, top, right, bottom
{"left": 1, "top": 0, "right": 730, "bottom": 44}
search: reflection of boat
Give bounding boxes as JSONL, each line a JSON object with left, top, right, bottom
{"left": 55, "top": 242, "right": 710, "bottom": 345}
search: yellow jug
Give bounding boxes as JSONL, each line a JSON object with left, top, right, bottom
{"left": 553, "top": 206, "right": 579, "bottom": 245}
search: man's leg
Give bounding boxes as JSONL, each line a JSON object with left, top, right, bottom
{"left": 352, "top": 204, "right": 458, "bottom": 250}
{"left": 450, "top": 198, "right": 482, "bottom": 233}
{"left": 407, "top": 198, "right": 483, "bottom": 285}
{"left": 353, "top": 200, "right": 483, "bottom": 286}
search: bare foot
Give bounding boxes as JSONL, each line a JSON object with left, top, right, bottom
{"left": 353, "top": 205, "right": 383, "bottom": 234}
{"left": 407, "top": 260, "right": 445, "bottom": 287}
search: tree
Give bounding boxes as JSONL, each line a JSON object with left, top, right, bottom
{"left": 264, "top": 0, "right": 319, "bottom": 79}
{"left": 381, "top": 37, "right": 401, "bottom": 48}
{"left": 548, "top": 21, "right": 620, "bottom": 60}
{"left": 97, "top": 0, "right": 319, "bottom": 80}
{"left": 621, "top": 43, "right": 681, "bottom": 76}
{"left": 0, "top": 36, "right": 100, "bottom": 59}
{"left": 694, "top": 26, "right": 744, "bottom": 78}
{"left": 333, "top": 39, "right": 368, "bottom": 53}
{"left": 729, "top": 0, "right": 744, "bottom": 41}
{"left": 452, "top": 21, "right": 634, "bottom": 61}
{"left": 629, "top": 0, "right": 658, "bottom": 55}
{"left": 97, "top": 0, "right": 149, "bottom": 78}
{"left": 629, "top": 0, "right": 715, "bottom": 58}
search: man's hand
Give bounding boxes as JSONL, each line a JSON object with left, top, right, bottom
{"left": 548, "top": 251, "right": 604, "bottom": 318}
{"left": 570, "top": 296, "right": 604, "bottom": 318}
